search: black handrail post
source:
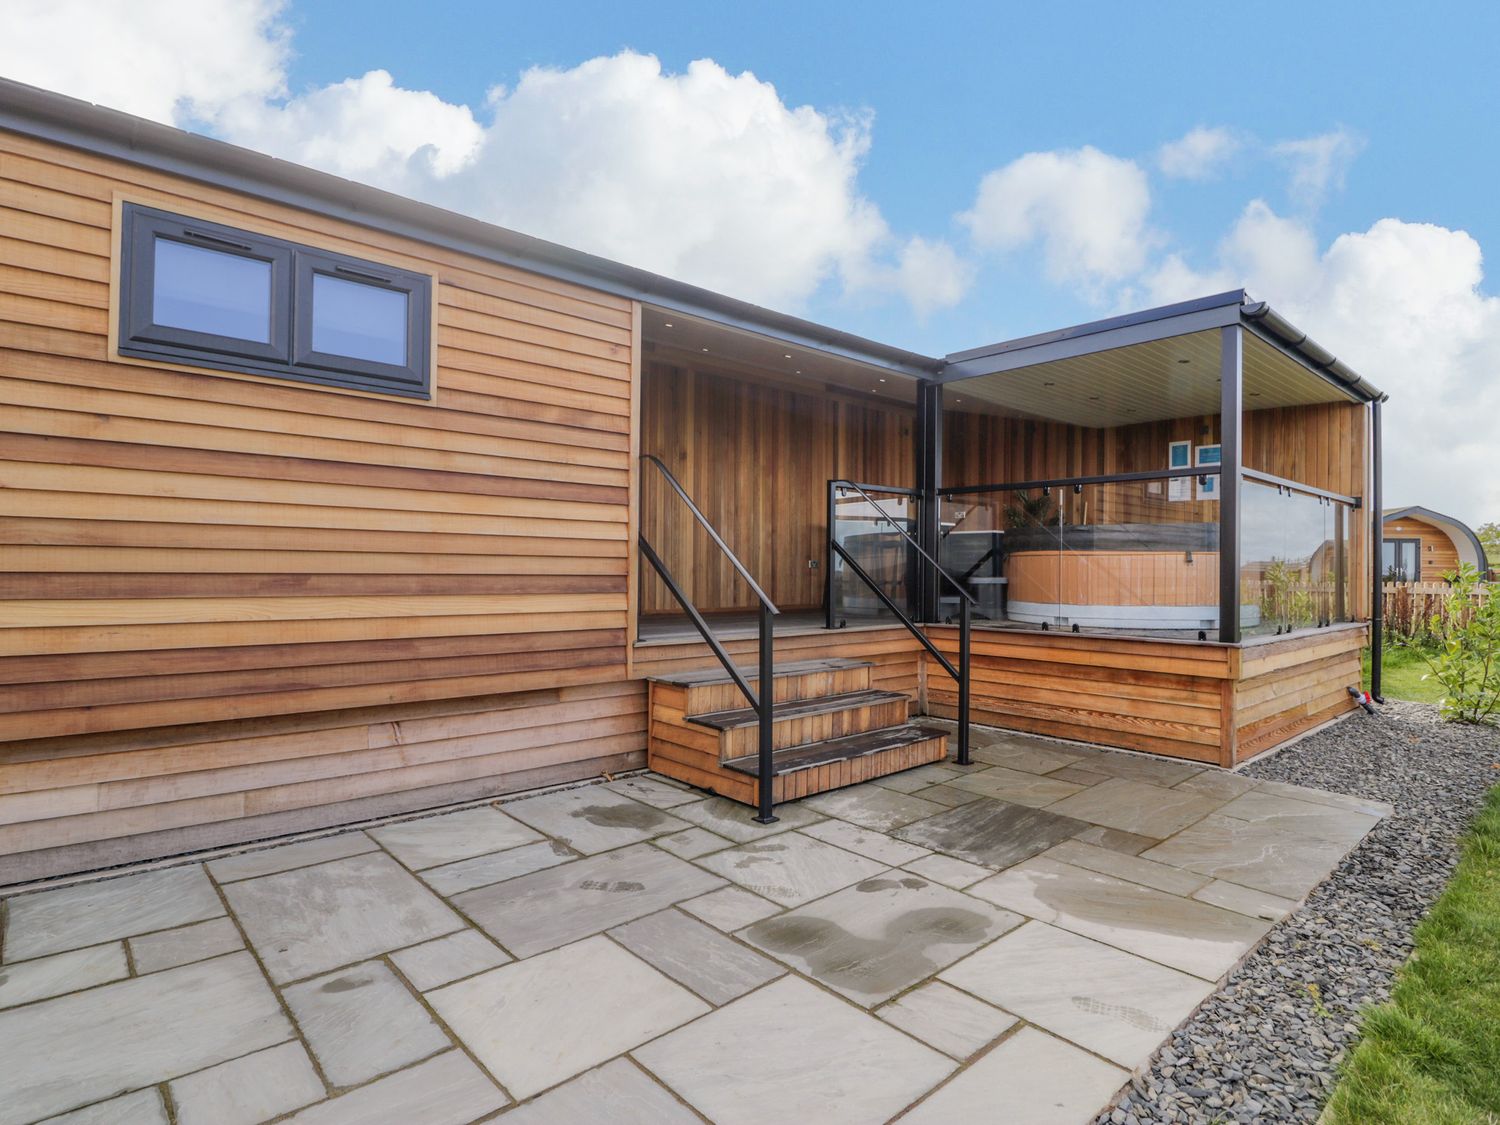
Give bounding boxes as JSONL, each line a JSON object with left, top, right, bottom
{"left": 957, "top": 595, "right": 972, "bottom": 765}
{"left": 824, "top": 480, "right": 836, "bottom": 630}
{"left": 754, "top": 601, "right": 778, "bottom": 823}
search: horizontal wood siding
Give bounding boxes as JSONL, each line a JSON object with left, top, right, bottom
{"left": 1383, "top": 516, "right": 1461, "bottom": 581}
{"left": 1235, "top": 625, "right": 1364, "bottom": 760}
{"left": 0, "top": 682, "right": 647, "bottom": 884}
{"left": 0, "top": 128, "right": 639, "bottom": 878}
{"left": 925, "top": 628, "right": 1233, "bottom": 763}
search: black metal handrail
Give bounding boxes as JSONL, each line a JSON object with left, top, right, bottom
{"left": 828, "top": 480, "right": 972, "bottom": 764}
{"left": 640, "top": 454, "right": 779, "bottom": 823}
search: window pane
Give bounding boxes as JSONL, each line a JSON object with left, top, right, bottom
{"left": 312, "top": 273, "right": 408, "bottom": 366}
{"left": 153, "top": 238, "right": 272, "bottom": 342}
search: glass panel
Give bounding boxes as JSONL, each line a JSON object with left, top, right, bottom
{"left": 1241, "top": 479, "right": 1348, "bottom": 636}
{"left": 940, "top": 487, "right": 1064, "bottom": 630}
{"left": 1055, "top": 479, "right": 1220, "bottom": 638}
{"left": 153, "top": 238, "right": 272, "bottom": 342}
{"left": 312, "top": 273, "right": 408, "bottom": 365}
{"left": 830, "top": 486, "right": 918, "bottom": 626}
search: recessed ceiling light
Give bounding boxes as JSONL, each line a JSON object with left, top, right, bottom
{"left": 701, "top": 347, "right": 709, "bottom": 352}
{"left": 878, "top": 377, "right": 886, "bottom": 383}
{"left": 1043, "top": 381, "right": 1055, "bottom": 387}
{"left": 663, "top": 322, "right": 673, "bottom": 328}
{"left": 954, "top": 398, "right": 963, "bottom": 403}
{"left": 1177, "top": 358, "right": 1189, "bottom": 364}
{"left": 784, "top": 354, "right": 792, "bottom": 359}
{"left": 795, "top": 369, "right": 802, "bottom": 374}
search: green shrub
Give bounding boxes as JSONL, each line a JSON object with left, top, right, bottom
{"left": 1416, "top": 564, "right": 1500, "bottom": 724}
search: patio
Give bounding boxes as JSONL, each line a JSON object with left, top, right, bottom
{"left": 0, "top": 724, "right": 1389, "bottom": 1125}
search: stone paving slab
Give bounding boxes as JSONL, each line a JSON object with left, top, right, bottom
{"left": 0, "top": 952, "right": 290, "bottom": 1124}
{"left": 453, "top": 842, "right": 724, "bottom": 957}
{"left": 0, "top": 944, "right": 127, "bottom": 1010}
{"left": 3, "top": 866, "right": 223, "bottom": 962}
{"left": 635, "top": 975, "right": 954, "bottom": 1125}
{"left": 40, "top": 1088, "right": 168, "bottom": 1125}
{"left": 206, "top": 832, "right": 377, "bottom": 884}
{"left": 875, "top": 979, "right": 1018, "bottom": 1059}
{"left": 741, "top": 873, "right": 1022, "bottom": 1006}
{"left": 368, "top": 807, "right": 542, "bottom": 869}
{"left": 967, "top": 856, "right": 1271, "bottom": 980}
{"left": 428, "top": 934, "right": 708, "bottom": 1099}
{"left": 900, "top": 1025, "right": 1128, "bottom": 1124}
{"left": 502, "top": 787, "right": 689, "bottom": 854}
{"left": 894, "top": 797, "right": 1088, "bottom": 868}
{"left": 283, "top": 960, "right": 449, "bottom": 1086}
{"left": 169, "top": 1041, "right": 323, "bottom": 1125}
{"left": 223, "top": 852, "right": 462, "bottom": 983}
{"left": 278, "top": 1050, "right": 505, "bottom": 1125}
{"left": 0, "top": 730, "right": 1392, "bottom": 1125}
{"left": 609, "top": 908, "right": 782, "bottom": 1004}
{"left": 389, "top": 929, "right": 511, "bottom": 991}
{"left": 501, "top": 1058, "right": 702, "bottom": 1124}
{"left": 417, "top": 838, "right": 575, "bottom": 896}
{"left": 942, "top": 921, "right": 1215, "bottom": 1070}
{"left": 695, "top": 831, "right": 888, "bottom": 906}
{"left": 128, "top": 917, "right": 243, "bottom": 974}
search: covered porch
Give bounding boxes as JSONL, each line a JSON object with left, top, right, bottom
{"left": 630, "top": 291, "right": 1383, "bottom": 797}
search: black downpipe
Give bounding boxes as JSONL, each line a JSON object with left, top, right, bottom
{"left": 1371, "top": 399, "right": 1385, "bottom": 702}
{"left": 957, "top": 598, "right": 972, "bottom": 765}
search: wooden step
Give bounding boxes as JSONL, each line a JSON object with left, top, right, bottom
{"left": 649, "top": 658, "right": 873, "bottom": 713}
{"left": 687, "top": 689, "right": 912, "bottom": 758}
{"left": 723, "top": 723, "right": 951, "bottom": 776}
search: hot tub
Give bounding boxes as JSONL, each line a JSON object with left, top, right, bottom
{"left": 1001, "top": 523, "right": 1259, "bottom": 630}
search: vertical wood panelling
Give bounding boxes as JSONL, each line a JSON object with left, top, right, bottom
{"left": 640, "top": 360, "right": 914, "bottom": 615}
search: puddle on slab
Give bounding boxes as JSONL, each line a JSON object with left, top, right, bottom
{"left": 749, "top": 905, "right": 997, "bottom": 1001}
{"left": 320, "top": 972, "right": 373, "bottom": 993}
{"left": 568, "top": 803, "right": 669, "bottom": 831}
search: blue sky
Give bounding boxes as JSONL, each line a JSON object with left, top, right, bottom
{"left": 282, "top": 0, "right": 1500, "bottom": 352}
{"left": 4, "top": 1, "right": 1498, "bottom": 522}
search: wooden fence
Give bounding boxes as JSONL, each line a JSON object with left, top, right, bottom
{"left": 1381, "top": 582, "right": 1486, "bottom": 642}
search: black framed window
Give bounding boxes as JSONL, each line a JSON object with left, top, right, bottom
{"left": 119, "top": 204, "right": 431, "bottom": 398}
{"left": 1383, "top": 538, "right": 1420, "bottom": 582}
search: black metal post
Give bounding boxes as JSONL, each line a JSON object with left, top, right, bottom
{"left": 1218, "top": 324, "right": 1243, "bottom": 644}
{"left": 957, "top": 596, "right": 972, "bottom": 765}
{"left": 825, "top": 481, "right": 836, "bottom": 630}
{"left": 1370, "top": 398, "right": 1384, "bottom": 701}
{"left": 754, "top": 600, "right": 778, "bottom": 823}
{"left": 916, "top": 381, "right": 943, "bottom": 623}
{"left": 1334, "top": 504, "right": 1347, "bottom": 623}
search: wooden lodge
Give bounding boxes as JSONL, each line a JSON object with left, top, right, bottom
{"left": 0, "top": 79, "right": 1388, "bottom": 882}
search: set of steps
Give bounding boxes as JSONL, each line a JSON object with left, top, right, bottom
{"left": 646, "top": 658, "right": 949, "bottom": 806}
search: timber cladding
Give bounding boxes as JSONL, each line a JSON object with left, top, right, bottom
{"left": 924, "top": 623, "right": 1364, "bottom": 767}
{"left": 0, "top": 128, "right": 639, "bottom": 877}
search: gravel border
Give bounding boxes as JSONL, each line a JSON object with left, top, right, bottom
{"left": 1097, "top": 701, "right": 1500, "bottom": 1124}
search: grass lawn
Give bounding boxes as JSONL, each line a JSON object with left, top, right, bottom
{"left": 1325, "top": 784, "right": 1500, "bottom": 1124}
{"left": 1364, "top": 644, "right": 1447, "bottom": 705}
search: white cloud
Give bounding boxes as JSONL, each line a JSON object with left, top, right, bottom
{"left": 882, "top": 237, "right": 974, "bottom": 319}
{"left": 439, "top": 53, "right": 904, "bottom": 308}
{"left": 1158, "top": 126, "right": 1241, "bottom": 181}
{"left": 0, "top": 0, "right": 289, "bottom": 124}
{"left": 217, "top": 70, "right": 484, "bottom": 187}
{"left": 0, "top": 10, "right": 965, "bottom": 314}
{"left": 1272, "top": 128, "right": 1363, "bottom": 208}
{"left": 1146, "top": 202, "right": 1500, "bottom": 527}
{"left": 961, "top": 146, "right": 1154, "bottom": 287}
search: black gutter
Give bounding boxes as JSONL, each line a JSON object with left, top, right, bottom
{"left": 1240, "top": 301, "right": 1384, "bottom": 401}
